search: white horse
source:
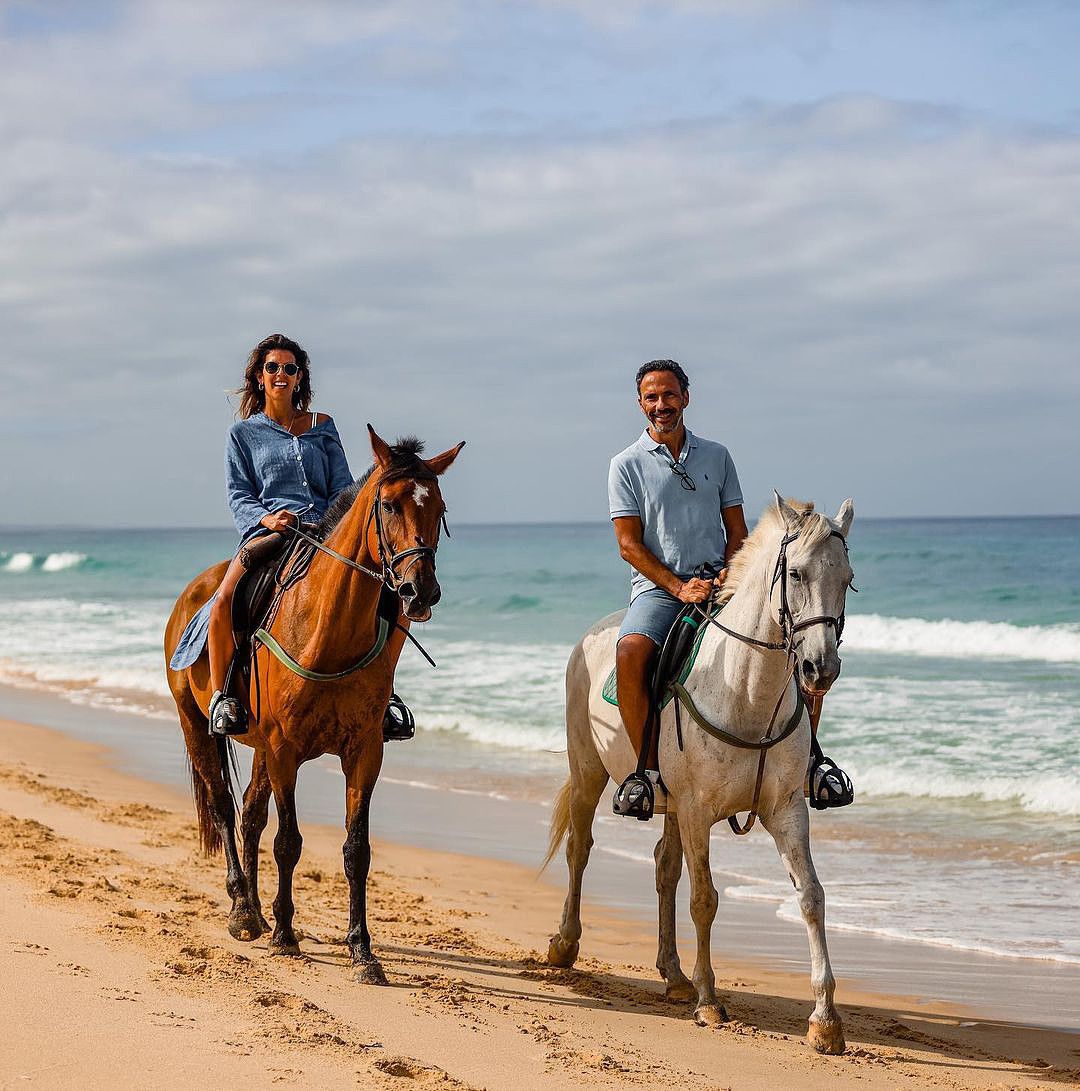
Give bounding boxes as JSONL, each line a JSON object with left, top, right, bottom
{"left": 544, "top": 494, "right": 855, "bottom": 1054}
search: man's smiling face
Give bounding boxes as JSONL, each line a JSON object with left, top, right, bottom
{"left": 638, "top": 370, "right": 689, "bottom": 437}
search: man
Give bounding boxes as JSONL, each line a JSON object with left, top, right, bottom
{"left": 608, "top": 360, "right": 747, "bottom": 819}
{"left": 608, "top": 359, "right": 853, "bottom": 820}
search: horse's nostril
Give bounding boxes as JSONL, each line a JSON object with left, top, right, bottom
{"left": 430, "top": 585, "right": 442, "bottom": 606}
{"left": 802, "top": 659, "right": 816, "bottom": 680}
{"left": 398, "top": 581, "right": 416, "bottom": 599}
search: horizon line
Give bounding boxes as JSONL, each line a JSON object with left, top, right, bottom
{"left": 1, "top": 512, "right": 1078, "bottom": 533}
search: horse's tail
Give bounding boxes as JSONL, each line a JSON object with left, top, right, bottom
{"left": 191, "top": 753, "right": 222, "bottom": 857}
{"left": 190, "top": 736, "right": 239, "bottom": 857}
{"left": 540, "top": 776, "right": 573, "bottom": 874}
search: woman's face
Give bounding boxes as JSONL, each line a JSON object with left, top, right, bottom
{"left": 261, "top": 348, "right": 301, "bottom": 404}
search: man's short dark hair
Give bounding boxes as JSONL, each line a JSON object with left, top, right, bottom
{"left": 636, "top": 359, "right": 689, "bottom": 394}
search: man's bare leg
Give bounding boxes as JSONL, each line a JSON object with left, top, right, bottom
{"left": 613, "top": 634, "right": 659, "bottom": 818}
{"left": 616, "top": 633, "right": 657, "bottom": 763}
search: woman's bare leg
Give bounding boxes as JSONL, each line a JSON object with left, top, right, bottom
{"left": 208, "top": 554, "right": 247, "bottom": 694}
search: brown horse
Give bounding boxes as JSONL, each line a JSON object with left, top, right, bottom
{"left": 164, "top": 426, "right": 464, "bottom": 983}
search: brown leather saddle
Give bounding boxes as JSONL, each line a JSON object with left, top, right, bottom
{"left": 224, "top": 529, "right": 318, "bottom": 698}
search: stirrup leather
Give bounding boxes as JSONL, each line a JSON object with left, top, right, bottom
{"left": 807, "top": 752, "right": 854, "bottom": 809}
{"left": 383, "top": 692, "right": 415, "bottom": 741}
{"left": 208, "top": 690, "right": 248, "bottom": 737}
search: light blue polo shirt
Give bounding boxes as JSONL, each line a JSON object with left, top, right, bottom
{"left": 608, "top": 427, "right": 743, "bottom": 601}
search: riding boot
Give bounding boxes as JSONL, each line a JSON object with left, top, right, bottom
{"left": 612, "top": 770, "right": 657, "bottom": 820}
{"left": 208, "top": 690, "right": 248, "bottom": 736}
{"left": 382, "top": 692, "right": 415, "bottom": 741}
{"left": 807, "top": 736, "right": 854, "bottom": 809}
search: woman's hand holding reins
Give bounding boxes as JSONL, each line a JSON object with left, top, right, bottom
{"left": 260, "top": 510, "right": 297, "bottom": 533}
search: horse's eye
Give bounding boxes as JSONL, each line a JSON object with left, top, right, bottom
{"left": 789, "top": 568, "right": 801, "bottom": 582}
{"left": 382, "top": 501, "right": 394, "bottom": 514}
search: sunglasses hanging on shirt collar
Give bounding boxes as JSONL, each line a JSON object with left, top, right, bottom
{"left": 665, "top": 458, "right": 696, "bottom": 491}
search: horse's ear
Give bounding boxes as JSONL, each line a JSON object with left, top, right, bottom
{"left": 773, "top": 489, "right": 800, "bottom": 529}
{"left": 426, "top": 440, "right": 466, "bottom": 476}
{"left": 835, "top": 498, "right": 855, "bottom": 538}
{"left": 368, "top": 424, "right": 392, "bottom": 470}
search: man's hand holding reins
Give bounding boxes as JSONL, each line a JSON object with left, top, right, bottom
{"left": 676, "top": 577, "right": 715, "bottom": 603}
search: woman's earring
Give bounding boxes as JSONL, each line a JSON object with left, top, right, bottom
{"left": 259, "top": 383, "right": 264, "bottom": 391}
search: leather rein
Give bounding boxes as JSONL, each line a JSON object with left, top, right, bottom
{"left": 673, "top": 526, "right": 850, "bottom": 835}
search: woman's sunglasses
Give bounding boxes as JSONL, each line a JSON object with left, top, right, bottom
{"left": 263, "top": 361, "right": 299, "bottom": 376}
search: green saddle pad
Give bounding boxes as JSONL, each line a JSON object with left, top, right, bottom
{"left": 601, "top": 611, "right": 709, "bottom": 708}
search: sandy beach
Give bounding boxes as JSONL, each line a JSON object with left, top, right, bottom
{"left": 1, "top": 711, "right": 1077, "bottom": 1090}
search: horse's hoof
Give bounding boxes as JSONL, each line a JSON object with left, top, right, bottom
{"left": 258, "top": 914, "right": 272, "bottom": 933}
{"left": 354, "top": 958, "right": 388, "bottom": 986}
{"left": 546, "top": 935, "right": 579, "bottom": 968}
{"left": 807, "top": 1017, "right": 846, "bottom": 1055}
{"left": 694, "top": 1003, "right": 729, "bottom": 1028}
{"left": 665, "top": 978, "right": 696, "bottom": 1003}
{"left": 228, "top": 909, "right": 263, "bottom": 942}
{"left": 269, "top": 937, "right": 303, "bottom": 957}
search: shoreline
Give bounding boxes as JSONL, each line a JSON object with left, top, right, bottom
{"left": 3, "top": 680, "right": 1080, "bottom": 1034}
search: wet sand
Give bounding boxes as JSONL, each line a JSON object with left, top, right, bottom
{"left": 0, "top": 700, "right": 1078, "bottom": 1088}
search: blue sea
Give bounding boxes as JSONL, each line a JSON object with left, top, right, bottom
{"left": 1, "top": 516, "right": 1078, "bottom": 975}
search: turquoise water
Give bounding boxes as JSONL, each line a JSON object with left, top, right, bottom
{"left": 1, "top": 516, "right": 1078, "bottom": 966}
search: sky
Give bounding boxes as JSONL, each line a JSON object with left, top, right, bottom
{"left": 2, "top": 0, "right": 1078, "bottom": 526}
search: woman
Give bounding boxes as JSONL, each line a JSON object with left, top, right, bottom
{"left": 171, "top": 333, "right": 412, "bottom": 740}
{"left": 197, "top": 333, "right": 354, "bottom": 734}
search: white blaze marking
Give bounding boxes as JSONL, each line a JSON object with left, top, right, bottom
{"left": 412, "top": 483, "right": 429, "bottom": 507}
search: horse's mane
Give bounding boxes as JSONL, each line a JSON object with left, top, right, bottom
{"left": 716, "top": 498, "right": 837, "bottom": 605}
{"left": 316, "top": 436, "right": 431, "bottom": 536}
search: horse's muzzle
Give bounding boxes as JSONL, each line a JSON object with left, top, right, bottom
{"left": 800, "top": 655, "right": 841, "bottom": 695}
{"left": 400, "top": 577, "right": 440, "bottom": 621}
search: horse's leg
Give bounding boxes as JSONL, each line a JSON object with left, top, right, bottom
{"left": 655, "top": 811, "right": 693, "bottom": 1000}
{"left": 762, "top": 799, "right": 845, "bottom": 1054}
{"left": 266, "top": 753, "right": 304, "bottom": 956}
{"left": 240, "top": 750, "right": 272, "bottom": 935}
{"left": 679, "top": 809, "right": 727, "bottom": 1027}
{"left": 341, "top": 743, "right": 387, "bottom": 985}
{"left": 546, "top": 739, "right": 608, "bottom": 968}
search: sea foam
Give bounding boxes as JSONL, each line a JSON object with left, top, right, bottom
{"left": 851, "top": 766, "right": 1080, "bottom": 817}
{"left": 1, "top": 551, "right": 88, "bottom": 573}
{"left": 41, "top": 552, "right": 88, "bottom": 572}
{"left": 846, "top": 613, "right": 1080, "bottom": 664}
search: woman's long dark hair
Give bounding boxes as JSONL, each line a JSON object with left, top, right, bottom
{"left": 235, "top": 333, "right": 313, "bottom": 419}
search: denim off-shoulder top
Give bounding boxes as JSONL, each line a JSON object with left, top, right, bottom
{"left": 226, "top": 412, "right": 354, "bottom": 543}
{"left": 170, "top": 411, "right": 355, "bottom": 672}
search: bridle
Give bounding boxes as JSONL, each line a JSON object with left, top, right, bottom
{"left": 253, "top": 470, "right": 447, "bottom": 682}
{"left": 698, "top": 527, "right": 851, "bottom": 658}
{"left": 287, "top": 478, "right": 447, "bottom": 597}
{"left": 369, "top": 479, "right": 443, "bottom": 593}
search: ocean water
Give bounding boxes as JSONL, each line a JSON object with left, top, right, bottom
{"left": 1, "top": 517, "right": 1078, "bottom": 970}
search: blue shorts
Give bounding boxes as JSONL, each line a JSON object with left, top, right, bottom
{"left": 618, "top": 587, "right": 685, "bottom": 647}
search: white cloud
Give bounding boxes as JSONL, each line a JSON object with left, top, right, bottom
{"left": 1, "top": 6, "right": 1076, "bottom": 522}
